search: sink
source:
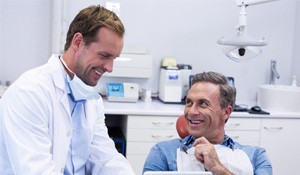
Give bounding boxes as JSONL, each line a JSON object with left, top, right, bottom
{"left": 258, "top": 84, "right": 300, "bottom": 113}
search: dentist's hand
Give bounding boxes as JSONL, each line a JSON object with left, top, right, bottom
{"left": 193, "top": 137, "right": 235, "bottom": 175}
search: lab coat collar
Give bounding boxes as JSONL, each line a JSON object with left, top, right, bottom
{"left": 48, "top": 54, "right": 66, "bottom": 91}
{"left": 48, "top": 54, "right": 72, "bottom": 118}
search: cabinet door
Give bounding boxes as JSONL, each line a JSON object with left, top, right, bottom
{"left": 261, "top": 118, "right": 300, "bottom": 175}
{"left": 226, "top": 130, "right": 260, "bottom": 146}
{"left": 225, "top": 118, "right": 261, "bottom": 146}
{"left": 225, "top": 118, "right": 261, "bottom": 131}
{"left": 128, "top": 115, "right": 177, "bottom": 129}
{"left": 127, "top": 115, "right": 178, "bottom": 175}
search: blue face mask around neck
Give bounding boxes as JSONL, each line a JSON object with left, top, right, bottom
{"left": 60, "top": 56, "right": 100, "bottom": 101}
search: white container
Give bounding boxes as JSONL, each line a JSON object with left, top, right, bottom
{"left": 159, "top": 68, "right": 182, "bottom": 103}
{"left": 104, "top": 54, "right": 153, "bottom": 78}
{"left": 291, "top": 75, "right": 297, "bottom": 87}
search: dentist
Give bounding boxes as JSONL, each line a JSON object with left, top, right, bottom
{"left": 0, "top": 5, "right": 135, "bottom": 175}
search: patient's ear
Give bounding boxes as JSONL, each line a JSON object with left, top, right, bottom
{"left": 223, "top": 105, "right": 233, "bottom": 122}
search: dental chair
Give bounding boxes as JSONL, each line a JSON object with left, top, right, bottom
{"left": 176, "top": 115, "right": 189, "bottom": 139}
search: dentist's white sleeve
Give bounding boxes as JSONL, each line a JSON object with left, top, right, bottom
{"left": 0, "top": 82, "right": 62, "bottom": 175}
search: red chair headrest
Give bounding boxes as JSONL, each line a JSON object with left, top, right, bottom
{"left": 176, "top": 115, "right": 189, "bottom": 139}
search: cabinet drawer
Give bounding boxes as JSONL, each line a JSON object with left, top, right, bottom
{"left": 127, "top": 128, "right": 178, "bottom": 142}
{"left": 127, "top": 142, "right": 156, "bottom": 155}
{"left": 225, "top": 118, "right": 261, "bottom": 130}
{"left": 226, "top": 130, "right": 260, "bottom": 146}
{"left": 128, "top": 115, "right": 177, "bottom": 129}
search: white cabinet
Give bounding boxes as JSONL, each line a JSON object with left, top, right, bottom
{"left": 126, "top": 115, "right": 178, "bottom": 175}
{"left": 260, "top": 118, "right": 300, "bottom": 175}
{"left": 225, "top": 118, "right": 261, "bottom": 146}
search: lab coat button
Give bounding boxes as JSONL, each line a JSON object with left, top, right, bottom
{"left": 61, "top": 168, "right": 64, "bottom": 173}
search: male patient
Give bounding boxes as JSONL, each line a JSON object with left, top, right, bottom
{"left": 143, "top": 71, "right": 272, "bottom": 175}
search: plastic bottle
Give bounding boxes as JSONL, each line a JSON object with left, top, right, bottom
{"left": 291, "top": 75, "right": 297, "bottom": 87}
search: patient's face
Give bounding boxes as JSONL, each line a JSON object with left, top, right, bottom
{"left": 184, "top": 82, "right": 228, "bottom": 143}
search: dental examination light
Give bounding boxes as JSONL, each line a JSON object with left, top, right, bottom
{"left": 217, "top": 0, "right": 279, "bottom": 62}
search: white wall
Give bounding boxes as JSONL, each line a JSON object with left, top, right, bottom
{"left": 0, "top": 0, "right": 52, "bottom": 83}
{"left": 292, "top": 1, "right": 300, "bottom": 83}
{"left": 96, "top": 0, "right": 296, "bottom": 104}
{"left": 0, "top": 0, "right": 298, "bottom": 105}
{"left": 0, "top": 0, "right": 2, "bottom": 83}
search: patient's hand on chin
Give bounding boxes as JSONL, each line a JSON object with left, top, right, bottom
{"left": 192, "top": 137, "right": 234, "bottom": 175}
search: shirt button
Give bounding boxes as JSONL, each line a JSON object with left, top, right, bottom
{"left": 61, "top": 168, "right": 64, "bottom": 173}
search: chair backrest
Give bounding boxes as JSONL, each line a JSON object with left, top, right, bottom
{"left": 176, "top": 115, "right": 189, "bottom": 139}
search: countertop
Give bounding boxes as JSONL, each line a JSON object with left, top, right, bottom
{"left": 103, "top": 98, "right": 300, "bottom": 119}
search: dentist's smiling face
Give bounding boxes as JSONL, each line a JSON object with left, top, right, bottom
{"left": 184, "top": 82, "right": 229, "bottom": 143}
{"left": 73, "top": 27, "right": 124, "bottom": 86}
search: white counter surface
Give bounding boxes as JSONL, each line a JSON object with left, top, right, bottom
{"left": 103, "top": 98, "right": 185, "bottom": 116}
{"left": 103, "top": 98, "right": 300, "bottom": 119}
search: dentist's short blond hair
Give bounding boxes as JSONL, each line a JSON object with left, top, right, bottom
{"left": 64, "top": 5, "right": 125, "bottom": 51}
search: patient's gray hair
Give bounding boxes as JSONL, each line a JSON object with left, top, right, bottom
{"left": 192, "top": 71, "right": 236, "bottom": 109}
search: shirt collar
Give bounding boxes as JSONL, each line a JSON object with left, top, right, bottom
{"left": 221, "top": 135, "right": 235, "bottom": 150}
{"left": 183, "top": 135, "right": 235, "bottom": 149}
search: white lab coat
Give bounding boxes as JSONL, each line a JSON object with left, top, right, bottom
{"left": 0, "top": 54, "right": 135, "bottom": 175}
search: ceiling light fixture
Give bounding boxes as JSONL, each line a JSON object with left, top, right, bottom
{"left": 217, "top": 0, "right": 279, "bottom": 62}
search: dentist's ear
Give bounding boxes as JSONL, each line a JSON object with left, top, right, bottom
{"left": 71, "top": 33, "right": 84, "bottom": 52}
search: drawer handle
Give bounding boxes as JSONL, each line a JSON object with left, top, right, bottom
{"left": 226, "top": 123, "right": 240, "bottom": 128}
{"left": 231, "top": 136, "right": 240, "bottom": 140}
{"left": 263, "top": 126, "right": 283, "bottom": 131}
{"left": 152, "top": 122, "right": 174, "bottom": 127}
{"left": 151, "top": 135, "right": 174, "bottom": 140}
